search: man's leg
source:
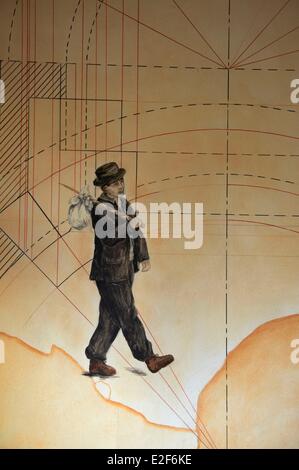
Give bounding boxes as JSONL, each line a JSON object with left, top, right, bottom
{"left": 98, "top": 274, "right": 154, "bottom": 362}
{"left": 124, "top": 262, "right": 174, "bottom": 372}
{"left": 85, "top": 283, "right": 120, "bottom": 362}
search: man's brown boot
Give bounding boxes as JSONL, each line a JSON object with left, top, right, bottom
{"left": 145, "top": 354, "right": 174, "bottom": 373}
{"left": 89, "top": 359, "right": 116, "bottom": 376}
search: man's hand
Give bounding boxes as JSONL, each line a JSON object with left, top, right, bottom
{"left": 141, "top": 259, "right": 151, "bottom": 272}
{"left": 127, "top": 214, "right": 144, "bottom": 229}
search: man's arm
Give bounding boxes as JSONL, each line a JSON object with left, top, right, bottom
{"left": 125, "top": 199, "right": 151, "bottom": 271}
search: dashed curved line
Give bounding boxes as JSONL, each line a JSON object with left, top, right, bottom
{"left": 51, "top": 212, "right": 299, "bottom": 288}
{"left": 64, "top": 0, "right": 82, "bottom": 184}
{"left": 7, "top": 0, "right": 20, "bottom": 60}
{"left": 41, "top": 100, "right": 299, "bottom": 141}
{"left": 0, "top": 222, "right": 71, "bottom": 283}
{"left": 229, "top": 183, "right": 299, "bottom": 197}
{"left": 25, "top": 203, "right": 299, "bottom": 283}
{"left": 4, "top": 100, "right": 299, "bottom": 183}
{"left": 65, "top": 0, "right": 82, "bottom": 63}
{"left": 136, "top": 183, "right": 299, "bottom": 203}
{"left": 1, "top": 127, "right": 299, "bottom": 216}
{"left": 229, "top": 218, "right": 299, "bottom": 236}
{"left": 85, "top": 0, "right": 104, "bottom": 63}
{"left": 135, "top": 150, "right": 299, "bottom": 158}
{"left": 86, "top": 62, "right": 296, "bottom": 72}
{"left": 24, "top": 219, "right": 69, "bottom": 253}
{"left": 137, "top": 172, "right": 295, "bottom": 188}
{"left": 84, "top": 1, "right": 104, "bottom": 185}
{"left": 23, "top": 127, "right": 299, "bottom": 195}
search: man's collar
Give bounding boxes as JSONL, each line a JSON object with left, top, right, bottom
{"left": 97, "top": 192, "right": 127, "bottom": 205}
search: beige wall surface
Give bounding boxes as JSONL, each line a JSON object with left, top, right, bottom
{"left": 0, "top": 0, "right": 299, "bottom": 449}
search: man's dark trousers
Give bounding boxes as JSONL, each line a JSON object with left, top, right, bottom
{"left": 85, "top": 261, "right": 154, "bottom": 362}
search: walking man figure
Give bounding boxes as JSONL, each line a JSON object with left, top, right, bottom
{"left": 85, "top": 162, "right": 174, "bottom": 376}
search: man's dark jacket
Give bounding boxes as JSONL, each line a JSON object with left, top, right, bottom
{"left": 89, "top": 193, "right": 149, "bottom": 283}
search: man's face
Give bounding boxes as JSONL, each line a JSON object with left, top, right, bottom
{"left": 103, "top": 177, "right": 125, "bottom": 199}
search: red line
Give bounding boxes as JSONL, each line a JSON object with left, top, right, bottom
{"left": 56, "top": 148, "right": 60, "bottom": 284}
{"left": 96, "top": 340, "right": 201, "bottom": 440}
{"left": 233, "top": 24, "right": 299, "bottom": 69}
{"left": 57, "top": 1, "right": 75, "bottom": 284}
{"left": 27, "top": 108, "right": 299, "bottom": 173}
{"left": 232, "top": 48, "right": 299, "bottom": 68}
{"left": 6, "top": 162, "right": 28, "bottom": 200}
{"left": 23, "top": 287, "right": 58, "bottom": 326}
{"left": 29, "top": 193, "right": 90, "bottom": 278}
{"left": 26, "top": 0, "right": 31, "bottom": 249}
{"left": 95, "top": 1, "right": 98, "bottom": 192}
{"left": 82, "top": 0, "right": 86, "bottom": 181}
{"left": 26, "top": 126, "right": 299, "bottom": 194}
{"left": 31, "top": 0, "right": 37, "bottom": 258}
{"left": 120, "top": 0, "right": 125, "bottom": 166}
{"left": 0, "top": 256, "right": 33, "bottom": 300}
{"left": 57, "top": 286, "right": 93, "bottom": 324}
{"left": 229, "top": 218, "right": 299, "bottom": 236}
{"left": 131, "top": 179, "right": 299, "bottom": 204}
{"left": 51, "top": 2, "right": 55, "bottom": 221}
{"left": 18, "top": 0, "right": 23, "bottom": 247}
{"left": 135, "top": 0, "right": 139, "bottom": 202}
{"left": 105, "top": 0, "right": 108, "bottom": 162}
{"left": 229, "top": 3, "right": 266, "bottom": 72}
{"left": 230, "top": 0, "right": 291, "bottom": 67}
{"left": 79, "top": 0, "right": 84, "bottom": 188}
{"left": 24, "top": 0, "right": 29, "bottom": 251}
{"left": 169, "top": 364, "right": 216, "bottom": 446}
{"left": 158, "top": 367, "right": 216, "bottom": 448}
{"left": 136, "top": 308, "right": 217, "bottom": 449}
{"left": 229, "top": 183, "right": 299, "bottom": 197}
{"left": 74, "top": 64, "right": 77, "bottom": 192}
{"left": 172, "top": 0, "right": 226, "bottom": 67}
{"left": 132, "top": 187, "right": 188, "bottom": 201}
{"left": 100, "top": 0, "right": 225, "bottom": 68}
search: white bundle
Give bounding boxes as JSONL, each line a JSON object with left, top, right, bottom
{"left": 67, "top": 186, "right": 95, "bottom": 230}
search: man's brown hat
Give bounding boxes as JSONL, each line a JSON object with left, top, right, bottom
{"left": 94, "top": 161, "right": 126, "bottom": 188}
